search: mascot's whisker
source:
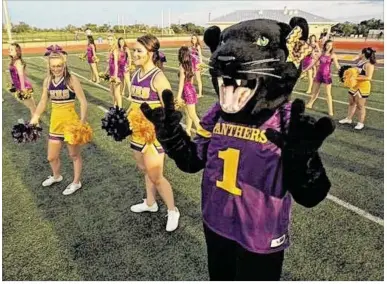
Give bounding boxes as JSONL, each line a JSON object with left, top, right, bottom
{"left": 237, "top": 70, "right": 282, "bottom": 79}
{"left": 245, "top": 68, "right": 275, "bottom": 72}
{"left": 241, "top": 58, "right": 280, "bottom": 66}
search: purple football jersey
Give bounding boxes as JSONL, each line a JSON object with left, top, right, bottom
{"left": 196, "top": 102, "right": 293, "bottom": 254}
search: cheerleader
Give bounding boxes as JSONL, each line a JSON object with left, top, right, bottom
{"left": 302, "top": 35, "right": 320, "bottom": 94}
{"left": 305, "top": 40, "right": 341, "bottom": 116}
{"left": 128, "top": 34, "right": 180, "bottom": 232}
{"left": 339, "top": 47, "right": 376, "bottom": 130}
{"left": 117, "top": 37, "right": 132, "bottom": 98}
{"left": 190, "top": 34, "right": 203, "bottom": 98}
{"left": 176, "top": 46, "right": 205, "bottom": 136}
{"left": 106, "top": 35, "right": 122, "bottom": 108}
{"left": 86, "top": 36, "right": 100, "bottom": 83}
{"left": 30, "top": 46, "right": 89, "bottom": 195}
{"left": 8, "top": 43, "right": 36, "bottom": 115}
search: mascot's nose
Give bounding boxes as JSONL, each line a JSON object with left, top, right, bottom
{"left": 213, "top": 54, "right": 239, "bottom": 76}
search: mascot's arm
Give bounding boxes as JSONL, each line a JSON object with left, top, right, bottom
{"left": 140, "top": 90, "right": 220, "bottom": 173}
{"left": 267, "top": 99, "right": 335, "bottom": 208}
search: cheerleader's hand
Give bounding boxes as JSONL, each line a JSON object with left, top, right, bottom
{"left": 29, "top": 116, "right": 39, "bottom": 126}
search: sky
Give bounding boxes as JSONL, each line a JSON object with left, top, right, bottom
{"left": 4, "top": 0, "right": 384, "bottom": 28}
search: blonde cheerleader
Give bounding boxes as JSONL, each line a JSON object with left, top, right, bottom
{"left": 30, "top": 45, "right": 91, "bottom": 195}
{"left": 106, "top": 35, "right": 122, "bottom": 108}
{"left": 118, "top": 37, "right": 132, "bottom": 98}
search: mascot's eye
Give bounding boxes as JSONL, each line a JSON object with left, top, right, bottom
{"left": 256, "top": 36, "right": 269, "bottom": 47}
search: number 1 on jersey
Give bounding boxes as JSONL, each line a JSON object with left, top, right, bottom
{"left": 216, "top": 148, "right": 242, "bottom": 196}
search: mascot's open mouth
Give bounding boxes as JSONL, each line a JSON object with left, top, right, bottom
{"left": 218, "top": 76, "right": 259, "bottom": 113}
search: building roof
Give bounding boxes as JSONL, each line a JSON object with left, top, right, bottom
{"left": 208, "top": 9, "right": 336, "bottom": 25}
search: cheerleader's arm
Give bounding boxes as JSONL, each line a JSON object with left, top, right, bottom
{"left": 70, "top": 75, "right": 88, "bottom": 123}
{"left": 126, "top": 47, "right": 132, "bottom": 68}
{"left": 198, "top": 45, "right": 203, "bottom": 63}
{"left": 177, "top": 66, "right": 185, "bottom": 100}
{"left": 15, "top": 60, "right": 26, "bottom": 90}
{"left": 332, "top": 53, "right": 341, "bottom": 71}
{"left": 357, "top": 63, "right": 375, "bottom": 81}
{"left": 153, "top": 71, "right": 172, "bottom": 108}
{"left": 303, "top": 56, "right": 319, "bottom": 72}
{"left": 91, "top": 44, "right": 96, "bottom": 58}
{"left": 113, "top": 49, "right": 119, "bottom": 78}
{"left": 30, "top": 77, "right": 49, "bottom": 124}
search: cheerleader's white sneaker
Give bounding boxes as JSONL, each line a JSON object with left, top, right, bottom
{"left": 166, "top": 207, "right": 180, "bottom": 232}
{"left": 130, "top": 199, "right": 159, "bottom": 213}
{"left": 354, "top": 122, "right": 365, "bottom": 130}
{"left": 339, "top": 118, "right": 352, "bottom": 124}
{"left": 42, "top": 175, "right": 63, "bottom": 187}
{"left": 62, "top": 182, "right": 82, "bottom": 195}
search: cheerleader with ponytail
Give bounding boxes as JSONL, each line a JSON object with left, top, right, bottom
{"left": 8, "top": 43, "right": 36, "bottom": 115}
{"left": 339, "top": 47, "right": 377, "bottom": 130}
{"left": 29, "top": 45, "right": 92, "bottom": 195}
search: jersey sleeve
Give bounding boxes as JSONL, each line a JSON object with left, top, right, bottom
{"left": 193, "top": 102, "right": 222, "bottom": 161}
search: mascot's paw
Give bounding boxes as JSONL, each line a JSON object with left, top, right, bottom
{"left": 140, "top": 89, "right": 189, "bottom": 153}
{"left": 266, "top": 99, "right": 335, "bottom": 158}
{"left": 266, "top": 99, "right": 335, "bottom": 207}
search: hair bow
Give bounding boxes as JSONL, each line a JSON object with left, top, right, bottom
{"left": 44, "top": 45, "right": 68, "bottom": 56}
{"left": 286, "top": 26, "right": 313, "bottom": 68}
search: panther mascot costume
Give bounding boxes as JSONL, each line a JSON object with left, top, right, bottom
{"left": 140, "top": 17, "right": 335, "bottom": 281}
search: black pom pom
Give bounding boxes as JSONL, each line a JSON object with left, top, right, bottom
{"left": 11, "top": 120, "right": 42, "bottom": 143}
{"left": 101, "top": 106, "right": 132, "bottom": 141}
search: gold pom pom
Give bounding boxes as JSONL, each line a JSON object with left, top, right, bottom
{"left": 79, "top": 54, "right": 86, "bottom": 61}
{"left": 93, "top": 56, "right": 100, "bottom": 63}
{"left": 99, "top": 72, "right": 110, "bottom": 81}
{"left": 343, "top": 68, "right": 359, "bottom": 88}
{"left": 63, "top": 121, "right": 93, "bottom": 145}
{"left": 16, "top": 88, "right": 33, "bottom": 100}
{"left": 109, "top": 77, "right": 121, "bottom": 85}
{"left": 127, "top": 108, "right": 156, "bottom": 144}
{"left": 174, "top": 99, "right": 185, "bottom": 110}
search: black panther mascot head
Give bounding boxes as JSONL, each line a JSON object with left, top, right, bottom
{"left": 204, "top": 17, "right": 313, "bottom": 124}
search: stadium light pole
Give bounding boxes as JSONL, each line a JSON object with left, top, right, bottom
{"left": 161, "top": 9, "right": 164, "bottom": 36}
{"left": 3, "top": 0, "right": 13, "bottom": 43}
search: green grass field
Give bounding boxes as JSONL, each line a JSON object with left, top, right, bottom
{"left": 2, "top": 49, "right": 384, "bottom": 281}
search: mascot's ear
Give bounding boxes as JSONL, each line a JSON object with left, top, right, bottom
{"left": 204, "top": 26, "right": 221, "bottom": 53}
{"left": 289, "top": 17, "right": 309, "bottom": 41}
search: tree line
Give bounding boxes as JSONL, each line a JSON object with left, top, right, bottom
{"left": 4, "top": 22, "right": 205, "bottom": 35}
{"left": 4, "top": 18, "right": 383, "bottom": 37}
{"left": 331, "top": 18, "right": 383, "bottom": 37}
